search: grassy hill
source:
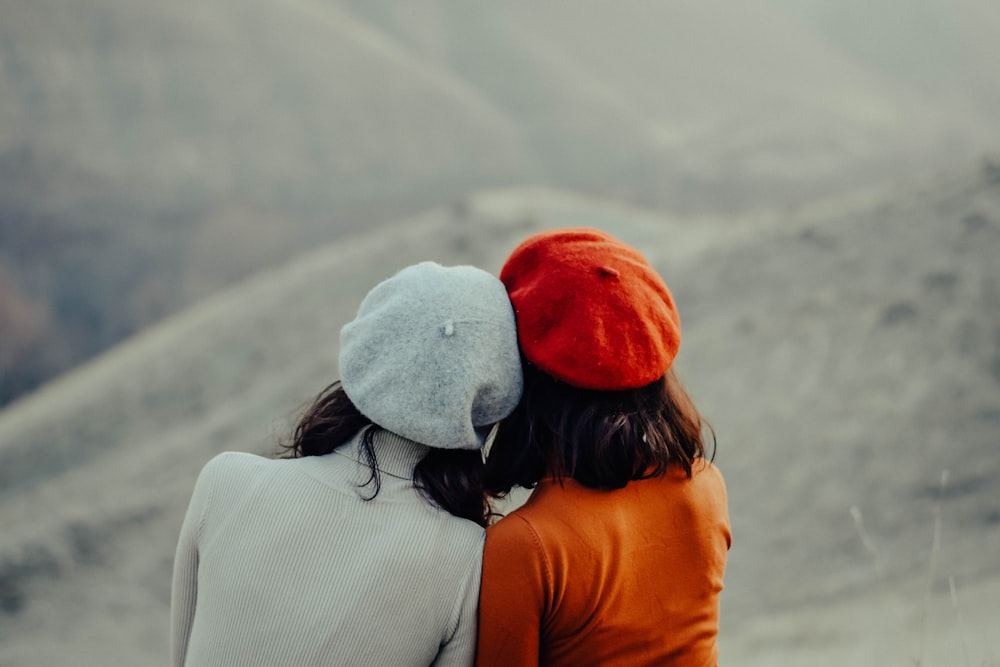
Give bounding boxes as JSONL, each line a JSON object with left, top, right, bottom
{"left": 1, "top": 160, "right": 999, "bottom": 664}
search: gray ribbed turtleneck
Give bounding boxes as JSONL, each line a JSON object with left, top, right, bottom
{"left": 170, "top": 429, "right": 484, "bottom": 666}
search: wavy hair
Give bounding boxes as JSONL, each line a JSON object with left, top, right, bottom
{"left": 279, "top": 382, "right": 491, "bottom": 527}
{"left": 484, "top": 363, "right": 714, "bottom": 495}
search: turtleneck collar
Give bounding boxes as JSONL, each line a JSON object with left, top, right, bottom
{"left": 337, "top": 427, "right": 431, "bottom": 480}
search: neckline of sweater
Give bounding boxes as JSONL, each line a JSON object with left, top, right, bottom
{"left": 332, "top": 427, "right": 431, "bottom": 480}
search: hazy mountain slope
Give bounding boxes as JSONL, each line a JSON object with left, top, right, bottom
{"left": 4, "top": 0, "right": 1000, "bottom": 408}
{"left": 2, "top": 162, "right": 999, "bottom": 664}
{"left": 347, "top": 0, "right": 999, "bottom": 211}
{"left": 0, "top": 0, "right": 530, "bottom": 210}
{"left": 767, "top": 0, "right": 1000, "bottom": 117}
{"left": 680, "top": 161, "right": 1000, "bottom": 595}
{"left": 700, "top": 160, "right": 1000, "bottom": 664}
{"left": 0, "top": 0, "right": 533, "bottom": 405}
{"left": 5, "top": 0, "right": 998, "bottom": 213}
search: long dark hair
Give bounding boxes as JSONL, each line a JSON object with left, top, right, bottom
{"left": 279, "top": 382, "right": 491, "bottom": 527}
{"left": 484, "top": 362, "right": 713, "bottom": 495}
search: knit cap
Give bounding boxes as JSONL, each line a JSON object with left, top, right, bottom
{"left": 500, "top": 227, "right": 681, "bottom": 391}
{"left": 339, "top": 261, "right": 523, "bottom": 450}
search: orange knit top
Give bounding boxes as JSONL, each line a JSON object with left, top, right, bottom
{"left": 476, "top": 460, "right": 731, "bottom": 667}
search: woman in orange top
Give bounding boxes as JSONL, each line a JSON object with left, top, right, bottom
{"left": 477, "top": 228, "right": 731, "bottom": 666}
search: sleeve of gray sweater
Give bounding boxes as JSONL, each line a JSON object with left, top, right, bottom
{"left": 431, "top": 533, "right": 483, "bottom": 667}
{"left": 170, "top": 455, "right": 219, "bottom": 666}
{"left": 170, "top": 458, "right": 228, "bottom": 666}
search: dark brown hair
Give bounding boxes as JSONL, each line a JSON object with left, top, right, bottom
{"left": 279, "top": 382, "right": 491, "bottom": 527}
{"left": 484, "top": 363, "right": 713, "bottom": 495}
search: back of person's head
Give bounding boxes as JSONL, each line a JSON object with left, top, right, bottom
{"left": 339, "top": 261, "right": 523, "bottom": 451}
{"left": 284, "top": 261, "right": 523, "bottom": 525}
{"left": 486, "top": 228, "right": 710, "bottom": 494}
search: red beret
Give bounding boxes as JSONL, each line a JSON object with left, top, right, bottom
{"left": 500, "top": 227, "right": 681, "bottom": 390}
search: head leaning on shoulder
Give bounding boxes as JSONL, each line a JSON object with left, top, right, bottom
{"left": 339, "top": 260, "right": 523, "bottom": 450}
{"left": 487, "top": 227, "right": 709, "bottom": 492}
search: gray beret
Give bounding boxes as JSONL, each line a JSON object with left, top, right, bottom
{"left": 339, "top": 261, "right": 523, "bottom": 450}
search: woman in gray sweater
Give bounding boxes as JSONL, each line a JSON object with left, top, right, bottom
{"left": 170, "top": 262, "right": 523, "bottom": 666}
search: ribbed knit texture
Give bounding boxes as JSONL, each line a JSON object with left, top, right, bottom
{"left": 170, "top": 429, "right": 485, "bottom": 666}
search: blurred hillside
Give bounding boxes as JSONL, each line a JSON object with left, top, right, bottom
{"left": 1, "top": 159, "right": 998, "bottom": 665}
{"left": 2, "top": 0, "right": 1000, "bottom": 405}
